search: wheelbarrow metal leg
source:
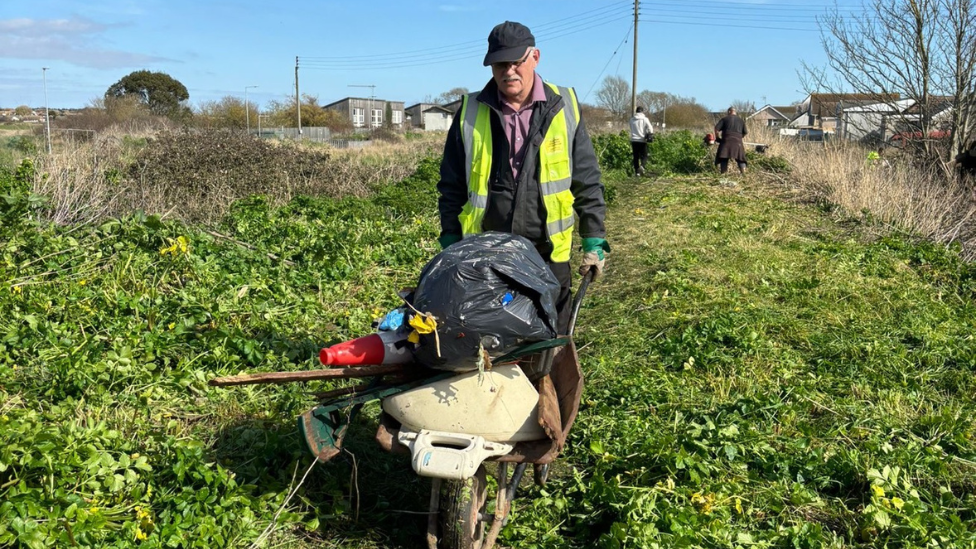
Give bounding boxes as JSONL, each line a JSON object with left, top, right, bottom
{"left": 427, "top": 478, "right": 442, "bottom": 549}
{"left": 505, "top": 463, "right": 528, "bottom": 513}
{"left": 533, "top": 463, "right": 549, "bottom": 486}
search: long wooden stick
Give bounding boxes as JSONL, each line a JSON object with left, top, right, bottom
{"left": 209, "top": 364, "right": 405, "bottom": 387}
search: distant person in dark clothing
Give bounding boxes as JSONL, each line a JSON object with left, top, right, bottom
{"left": 628, "top": 106, "right": 654, "bottom": 176}
{"left": 714, "top": 107, "right": 748, "bottom": 175}
{"left": 955, "top": 140, "right": 976, "bottom": 179}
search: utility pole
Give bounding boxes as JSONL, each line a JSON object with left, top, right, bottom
{"left": 349, "top": 84, "right": 376, "bottom": 129}
{"left": 245, "top": 85, "right": 258, "bottom": 134}
{"left": 42, "top": 67, "right": 52, "bottom": 154}
{"left": 295, "top": 56, "right": 302, "bottom": 136}
{"left": 631, "top": 0, "right": 639, "bottom": 116}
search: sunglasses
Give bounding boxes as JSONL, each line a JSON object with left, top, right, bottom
{"left": 491, "top": 48, "right": 534, "bottom": 70}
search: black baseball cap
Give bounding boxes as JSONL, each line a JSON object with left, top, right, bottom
{"left": 483, "top": 21, "right": 535, "bottom": 66}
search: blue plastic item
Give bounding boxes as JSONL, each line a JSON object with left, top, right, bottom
{"left": 378, "top": 308, "right": 406, "bottom": 331}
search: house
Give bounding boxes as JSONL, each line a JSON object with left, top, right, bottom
{"left": 747, "top": 105, "right": 795, "bottom": 128}
{"left": 791, "top": 93, "right": 900, "bottom": 133}
{"left": 323, "top": 97, "right": 405, "bottom": 130}
{"left": 404, "top": 103, "right": 455, "bottom": 131}
{"left": 840, "top": 97, "right": 955, "bottom": 142}
{"left": 839, "top": 99, "right": 915, "bottom": 142}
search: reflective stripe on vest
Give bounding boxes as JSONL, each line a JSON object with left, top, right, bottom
{"left": 458, "top": 83, "right": 579, "bottom": 262}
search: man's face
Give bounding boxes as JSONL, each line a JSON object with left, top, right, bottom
{"left": 491, "top": 47, "right": 539, "bottom": 103}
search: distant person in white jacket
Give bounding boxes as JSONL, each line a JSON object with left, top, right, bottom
{"left": 628, "top": 106, "right": 654, "bottom": 176}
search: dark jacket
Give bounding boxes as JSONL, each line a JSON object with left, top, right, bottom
{"left": 437, "top": 78, "right": 606, "bottom": 261}
{"left": 715, "top": 114, "right": 748, "bottom": 163}
{"left": 957, "top": 141, "right": 976, "bottom": 177}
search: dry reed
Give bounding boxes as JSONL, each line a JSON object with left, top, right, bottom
{"left": 32, "top": 132, "right": 131, "bottom": 225}
{"left": 754, "top": 126, "right": 976, "bottom": 258}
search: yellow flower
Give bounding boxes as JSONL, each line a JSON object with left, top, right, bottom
{"left": 10, "top": 286, "right": 22, "bottom": 294}
{"left": 691, "top": 492, "right": 715, "bottom": 514}
{"left": 135, "top": 528, "right": 147, "bottom": 541}
{"left": 159, "top": 236, "right": 190, "bottom": 257}
{"left": 891, "top": 497, "right": 905, "bottom": 510}
{"left": 871, "top": 484, "right": 885, "bottom": 498}
{"left": 79, "top": 279, "right": 87, "bottom": 286}
{"left": 734, "top": 497, "right": 743, "bottom": 514}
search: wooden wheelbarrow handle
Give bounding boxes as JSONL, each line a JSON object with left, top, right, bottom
{"left": 208, "top": 364, "right": 406, "bottom": 387}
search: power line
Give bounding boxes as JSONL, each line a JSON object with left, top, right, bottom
{"left": 644, "top": 0, "right": 863, "bottom": 14}
{"left": 301, "top": 1, "right": 632, "bottom": 62}
{"left": 641, "top": 17, "right": 820, "bottom": 32}
{"left": 301, "top": 14, "right": 630, "bottom": 69}
{"left": 300, "top": 3, "right": 632, "bottom": 70}
{"left": 582, "top": 25, "right": 633, "bottom": 103}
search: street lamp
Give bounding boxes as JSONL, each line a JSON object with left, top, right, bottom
{"left": 42, "top": 67, "right": 52, "bottom": 154}
{"left": 244, "top": 85, "right": 258, "bottom": 133}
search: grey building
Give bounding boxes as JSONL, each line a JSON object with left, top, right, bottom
{"left": 324, "top": 97, "right": 405, "bottom": 129}
{"left": 404, "top": 103, "right": 455, "bottom": 131}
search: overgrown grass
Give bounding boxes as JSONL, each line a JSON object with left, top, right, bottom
{"left": 5, "top": 126, "right": 976, "bottom": 547}
{"left": 534, "top": 171, "right": 976, "bottom": 547}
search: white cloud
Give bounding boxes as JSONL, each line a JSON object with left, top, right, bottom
{"left": 0, "top": 15, "right": 171, "bottom": 69}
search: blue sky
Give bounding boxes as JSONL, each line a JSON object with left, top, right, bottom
{"left": 2, "top": 0, "right": 864, "bottom": 113}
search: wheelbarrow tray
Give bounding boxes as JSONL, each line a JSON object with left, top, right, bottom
{"left": 374, "top": 339, "right": 583, "bottom": 465}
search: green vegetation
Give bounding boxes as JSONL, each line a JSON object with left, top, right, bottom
{"left": 3, "top": 141, "right": 976, "bottom": 547}
{"left": 592, "top": 130, "right": 711, "bottom": 175}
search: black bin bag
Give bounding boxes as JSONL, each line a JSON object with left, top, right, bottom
{"left": 411, "top": 232, "right": 560, "bottom": 371}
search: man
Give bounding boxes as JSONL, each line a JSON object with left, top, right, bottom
{"left": 714, "top": 106, "right": 748, "bottom": 175}
{"left": 437, "top": 21, "right": 609, "bottom": 335}
{"left": 628, "top": 106, "right": 654, "bottom": 176}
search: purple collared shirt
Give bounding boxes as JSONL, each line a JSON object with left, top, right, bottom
{"left": 498, "top": 72, "right": 547, "bottom": 180}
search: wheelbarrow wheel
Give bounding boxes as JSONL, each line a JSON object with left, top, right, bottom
{"left": 438, "top": 465, "right": 488, "bottom": 549}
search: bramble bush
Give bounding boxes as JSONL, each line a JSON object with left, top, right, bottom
{"left": 592, "top": 131, "right": 633, "bottom": 172}
{"left": 592, "top": 130, "right": 710, "bottom": 175}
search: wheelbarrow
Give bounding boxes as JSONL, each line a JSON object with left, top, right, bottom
{"left": 295, "top": 272, "right": 593, "bottom": 549}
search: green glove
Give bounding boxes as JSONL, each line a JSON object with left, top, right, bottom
{"left": 581, "top": 238, "right": 610, "bottom": 260}
{"left": 438, "top": 234, "right": 462, "bottom": 249}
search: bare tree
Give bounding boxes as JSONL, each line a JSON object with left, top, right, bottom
{"left": 636, "top": 91, "right": 676, "bottom": 124}
{"left": 730, "top": 99, "right": 757, "bottom": 115}
{"left": 437, "top": 87, "right": 469, "bottom": 104}
{"left": 803, "top": 0, "right": 976, "bottom": 171}
{"left": 595, "top": 76, "right": 631, "bottom": 121}
{"left": 937, "top": 0, "right": 976, "bottom": 161}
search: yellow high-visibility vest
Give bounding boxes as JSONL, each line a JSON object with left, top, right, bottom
{"left": 457, "top": 82, "right": 580, "bottom": 262}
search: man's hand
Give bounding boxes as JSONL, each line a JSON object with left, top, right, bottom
{"left": 438, "top": 234, "right": 462, "bottom": 249}
{"left": 579, "top": 251, "right": 605, "bottom": 279}
{"left": 579, "top": 237, "right": 609, "bottom": 280}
